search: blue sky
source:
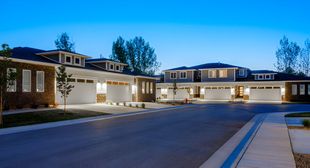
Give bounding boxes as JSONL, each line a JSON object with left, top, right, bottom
{"left": 1, "top": 0, "right": 309, "bottom": 73}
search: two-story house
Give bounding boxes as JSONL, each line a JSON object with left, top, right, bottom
{"left": 156, "top": 63, "right": 310, "bottom": 102}
{"left": 1, "top": 47, "right": 156, "bottom": 110}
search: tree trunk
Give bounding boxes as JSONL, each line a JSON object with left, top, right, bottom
{"left": 0, "top": 87, "right": 3, "bottom": 127}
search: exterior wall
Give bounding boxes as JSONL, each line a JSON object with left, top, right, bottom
{"left": 164, "top": 71, "right": 193, "bottom": 83}
{"left": 201, "top": 69, "right": 235, "bottom": 82}
{"left": 46, "top": 54, "right": 60, "bottom": 62}
{"left": 135, "top": 77, "right": 156, "bottom": 102}
{"left": 4, "top": 61, "right": 55, "bottom": 109}
{"left": 285, "top": 82, "right": 310, "bottom": 102}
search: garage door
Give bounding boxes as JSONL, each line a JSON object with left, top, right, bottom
{"left": 249, "top": 87, "right": 281, "bottom": 101}
{"left": 56, "top": 78, "right": 96, "bottom": 104}
{"left": 167, "top": 89, "right": 190, "bottom": 99}
{"left": 204, "top": 88, "right": 231, "bottom": 100}
{"left": 106, "top": 81, "right": 131, "bottom": 102}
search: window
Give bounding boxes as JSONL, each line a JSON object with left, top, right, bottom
{"left": 36, "top": 71, "right": 44, "bottom": 92}
{"left": 258, "top": 75, "right": 264, "bottom": 80}
{"left": 75, "top": 57, "right": 80, "bottom": 65}
{"left": 239, "top": 69, "right": 245, "bottom": 76}
{"left": 66, "top": 55, "right": 72, "bottom": 63}
{"left": 146, "top": 82, "right": 149, "bottom": 94}
{"left": 22, "top": 70, "right": 31, "bottom": 92}
{"left": 219, "top": 69, "right": 227, "bottom": 78}
{"left": 170, "top": 72, "right": 177, "bottom": 79}
{"left": 142, "top": 81, "right": 145, "bottom": 94}
{"left": 77, "top": 79, "right": 85, "bottom": 83}
{"left": 86, "top": 80, "right": 94, "bottom": 83}
{"left": 292, "top": 84, "right": 297, "bottom": 95}
{"left": 208, "top": 70, "right": 216, "bottom": 78}
{"left": 300, "top": 84, "right": 305, "bottom": 95}
{"left": 7, "top": 68, "right": 16, "bottom": 92}
{"left": 110, "top": 64, "right": 114, "bottom": 70}
{"left": 67, "top": 78, "right": 76, "bottom": 82}
{"left": 180, "top": 72, "right": 187, "bottom": 79}
{"left": 265, "top": 74, "right": 270, "bottom": 79}
{"left": 150, "top": 82, "right": 153, "bottom": 94}
{"left": 116, "top": 65, "right": 120, "bottom": 71}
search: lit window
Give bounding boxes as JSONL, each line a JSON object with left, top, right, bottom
{"left": 22, "top": 70, "right": 31, "bottom": 92}
{"left": 170, "top": 72, "right": 177, "bottom": 79}
{"left": 36, "top": 71, "right": 44, "bottom": 92}
{"left": 142, "top": 81, "right": 145, "bottom": 94}
{"left": 180, "top": 72, "right": 187, "bottom": 79}
{"left": 219, "top": 69, "right": 227, "bottom": 78}
{"left": 146, "top": 82, "right": 149, "bottom": 94}
{"left": 239, "top": 69, "right": 245, "bottom": 76}
{"left": 7, "top": 68, "right": 16, "bottom": 92}
{"left": 208, "top": 70, "right": 216, "bottom": 78}
{"left": 300, "top": 84, "right": 305, "bottom": 95}
{"left": 292, "top": 84, "right": 297, "bottom": 95}
{"left": 150, "top": 82, "right": 153, "bottom": 94}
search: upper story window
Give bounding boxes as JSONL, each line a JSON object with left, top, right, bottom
{"left": 180, "top": 72, "right": 187, "bottom": 79}
{"left": 65, "top": 55, "right": 72, "bottom": 63}
{"left": 219, "top": 69, "right": 227, "bottom": 78}
{"left": 110, "top": 64, "right": 114, "bottom": 70}
{"left": 239, "top": 69, "right": 245, "bottom": 76}
{"left": 75, "top": 57, "right": 80, "bottom": 65}
{"left": 116, "top": 65, "right": 120, "bottom": 71}
{"left": 258, "top": 75, "right": 264, "bottom": 80}
{"left": 208, "top": 70, "right": 216, "bottom": 78}
{"left": 254, "top": 74, "right": 274, "bottom": 80}
{"left": 170, "top": 72, "right": 177, "bottom": 79}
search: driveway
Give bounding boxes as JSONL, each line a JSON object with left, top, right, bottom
{"left": 1, "top": 103, "right": 310, "bottom": 168}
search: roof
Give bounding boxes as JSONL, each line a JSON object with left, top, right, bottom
{"left": 2, "top": 47, "right": 154, "bottom": 78}
{"left": 236, "top": 70, "right": 310, "bottom": 81}
{"left": 191, "top": 63, "right": 240, "bottom": 69}
{"left": 165, "top": 66, "right": 192, "bottom": 71}
{"left": 251, "top": 70, "right": 277, "bottom": 74}
{"left": 86, "top": 58, "right": 113, "bottom": 62}
{"left": 36, "top": 49, "right": 91, "bottom": 58}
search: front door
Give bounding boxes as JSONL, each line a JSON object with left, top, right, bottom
{"left": 236, "top": 86, "right": 244, "bottom": 98}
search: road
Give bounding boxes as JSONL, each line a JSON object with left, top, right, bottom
{"left": 1, "top": 103, "right": 310, "bottom": 168}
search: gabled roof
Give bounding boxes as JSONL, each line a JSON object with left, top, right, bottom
{"left": 251, "top": 70, "right": 277, "bottom": 74}
{"left": 165, "top": 66, "right": 192, "bottom": 71}
{"left": 86, "top": 58, "right": 127, "bottom": 65}
{"left": 36, "top": 49, "right": 92, "bottom": 58}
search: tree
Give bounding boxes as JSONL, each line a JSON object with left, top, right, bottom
{"left": 0, "top": 44, "right": 17, "bottom": 126}
{"left": 275, "top": 36, "right": 300, "bottom": 74}
{"left": 110, "top": 36, "right": 127, "bottom": 64}
{"left": 299, "top": 39, "right": 310, "bottom": 76}
{"left": 55, "top": 32, "right": 75, "bottom": 52}
{"left": 111, "top": 36, "right": 161, "bottom": 75}
{"left": 172, "top": 79, "right": 178, "bottom": 100}
{"left": 56, "top": 65, "right": 74, "bottom": 113}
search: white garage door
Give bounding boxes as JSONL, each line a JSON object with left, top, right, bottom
{"left": 204, "top": 89, "right": 231, "bottom": 100}
{"left": 106, "top": 84, "right": 131, "bottom": 102}
{"left": 249, "top": 88, "right": 281, "bottom": 101}
{"left": 56, "top": 79, "right": 96, "bottom": 104}
{"left": 167, "top": 89, "right": 190, "bottom": 99}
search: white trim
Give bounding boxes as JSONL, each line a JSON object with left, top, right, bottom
{"left": 180, "top": 71, "right": 187, "bottom": 79}
{"left": 22, "top": 69, "right": 31, "bottom": 92}
{"left": 36, "top": 51, "right": 91, "bottom": 59}
{"left": 74, "top": 57, "right": 81, "bottom": 66}
{"left": 65, "top": 54, "right": 72, "bottom": 64}
{"left": 239, "top": 69, "right": 245, "bottom": 76}
{"left": 219, "top": 69, "right": 228, "bottom": 78}
{"left": 208, "top": 70, "right": 217, "bottom": 78}
{"left": 36, "top": 71, "right": 44, "bottom": 92}
{"left": 170, "top": 72, "right": 177, "bottom": 79}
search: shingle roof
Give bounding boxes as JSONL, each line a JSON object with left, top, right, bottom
{"left": 191, "top": 63, "right": 240, "bottom": 69}
{"left": 86, "top": 58, "right": 117, "bottom": 63}
{"left": 251, "top": 70, "right": 277, "bottom": 74}
{"left": 236, "top": 70, "right": 310, "bottom": 81}
{"left": 166, "top": 66, "right": 191, "bottom": 71}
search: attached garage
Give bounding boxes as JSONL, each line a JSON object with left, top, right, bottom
{"left": 106, "top": 81, "right": 131, "bottom": 102}
{"left": 56, "top": 78, "right": 97, "bottom": 104}
{"left": 167, "top": 88, "right": 190, "bottom": 99}
{"left": 204, "top": 87, "right": 231, "bottom": 100}
{"left": 249, "top": 87, "right": 281, "bottom": 101}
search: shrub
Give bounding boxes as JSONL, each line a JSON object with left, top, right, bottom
{"left": 116, "top": 102, "right": 119, "bottom": 106}
{"left": 16, "top": 104, "right": 23, "bottom": 109}
{"left": 302, "top": 119, "right": 310, "bottom": 127}
{"left": 129, "top": 104, "right": 132, "bottom": 107}
{"left": 135, "top": 104, "right": 139, "bottom": 108}
{"left": 31, "top": 104, "right": 39, "bottom": 109}
{"left": 44, "top": 103, "right": 49, "bottom": 108}
{"left": 123, "top": 102, "right": 126, "bottom": 106}
{"left": 141, "top": 103, "right": 145, "bottom": 109}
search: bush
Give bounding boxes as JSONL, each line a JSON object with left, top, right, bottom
{"left": 302, "top": 119, "right": 310, "bottom": 127}
{"left": 116, "top": 102, "right": 119, "bottom": 106}
{"left": 141, "top": 103, "right": 145, "bottom": 109}
{"left": 123, "top": 102, "right": 126, "bottom": 106}
{"left": 16, "top": 104, "right": 23, "bottom": 109}
{"left": 135, "top": 104, "right": 139, "bottom": 108}
{"left": 129, "top": 104, "right": 132, "bottom": 107}
{"left": 31, "top": 104, "right": 39, "bottom": 109}
{"left": 44, "top": 103, "right": 49, "bottom": 108}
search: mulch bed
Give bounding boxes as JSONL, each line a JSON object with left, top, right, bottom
{"left": 294, "top": 153, "right": 310, "bottom": 168}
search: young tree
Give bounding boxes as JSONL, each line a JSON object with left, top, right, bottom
{"left": 172, "top": 79, "right": 178, "bottom": 100}
{"left": 0, "top": 44, "right": 17, "bottom": 126}
{"left": 55, "top": 32, "right": 75, "bottom": 52}
{"left": 299, "top": 39, "right": 310, "bottom": 76}
{"left": 275, "top": 36, "right": 300, "bottom": 74}
{"left": 56, "top": 65, "right": 74, "bottom": 113}
{"left": 110, "top": 36, "right": 127, "bottom": 64}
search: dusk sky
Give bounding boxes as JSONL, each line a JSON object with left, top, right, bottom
{"left": 1, "top": 0, "right": 309, "bottom": 73}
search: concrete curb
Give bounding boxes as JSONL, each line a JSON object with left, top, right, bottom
{"left": 0, "top": 105, "right": 189, "bottom": 136}
{"left": 200, "top": 114, "right": 266, "bottom": 168}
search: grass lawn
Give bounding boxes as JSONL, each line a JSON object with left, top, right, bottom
{"left": 285, "top": 112, "right": 310, "bottom": 117}
{"left": 2, "top": 109, "right": 109, "bottom": 128}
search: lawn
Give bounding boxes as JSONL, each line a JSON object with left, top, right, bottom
{"left": 285, "top": 112, "right": 310, "bottom": 117}
{"left": 2, "top": 109, "right": 109, "bottom": 128}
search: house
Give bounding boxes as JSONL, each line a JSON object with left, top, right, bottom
{"left": 0, "top": 47, "right": 156, "bottom": 109}
{"left": 156, "top": 63, "right": 310, "bottom": 102}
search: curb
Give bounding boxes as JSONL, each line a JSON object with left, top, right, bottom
{"left": 200, "top": 114, "right": 266, "bottom": 168}
{"left": 0, "top": 105, "right": 190, "bottom": 136}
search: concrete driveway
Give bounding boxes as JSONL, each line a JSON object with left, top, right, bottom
{"left": 1, "top": 103, "right": 310, "bottom": 168}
